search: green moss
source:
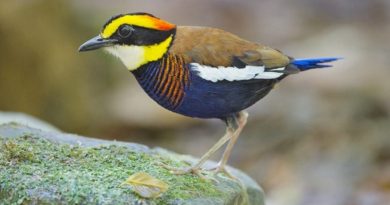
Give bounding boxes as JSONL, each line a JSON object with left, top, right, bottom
{"left": 0, "top": 135, "right": 224, "bottom": 204}
{"left": 1, "top": 137, "right": 36, "bottom": 163}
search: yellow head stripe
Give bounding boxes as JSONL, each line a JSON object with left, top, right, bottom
{"left": 101, "top": 15, "right": 175, "bottom": 38}
{"left": 141, "top": 35, "right": 173, "bottom": 67}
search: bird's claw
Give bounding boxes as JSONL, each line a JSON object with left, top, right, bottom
{"left": 156, "top": 161, "right": 238, "bottom": 182}
{"left": 156, "top": 162, "right": 217, "bottom": 182}
{"left": 206, "top": 164, "right": 237, "bottom": 180}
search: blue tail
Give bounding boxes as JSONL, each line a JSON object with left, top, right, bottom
{"left": 292, "top": 57, "right": 341, "bottom": 71}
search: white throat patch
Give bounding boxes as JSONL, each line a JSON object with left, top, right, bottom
{"left": 191, "top": 63, "right": 285, "bottom": 82}
{"left": 105, "top": 45, "right": 145, "bottom": 71}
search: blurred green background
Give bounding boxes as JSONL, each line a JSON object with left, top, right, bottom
{"left": 1, "top": 0, "right": 389, "bottom": 204}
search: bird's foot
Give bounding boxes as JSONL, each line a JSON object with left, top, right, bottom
{"left": 206, "top": 163, "right": 237, "bottom": 180}
{"left": 156, "top": 162, "right": 213, "bottom": 181}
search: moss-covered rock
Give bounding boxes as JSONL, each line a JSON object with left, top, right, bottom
{"left": 0, "top": 123, "right": 264, "bottom": 205}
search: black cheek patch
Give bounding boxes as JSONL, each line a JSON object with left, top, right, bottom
{"left": 131, "top": 26, "right": 174, "bottom": 45}
{"left": 114, "top": 26, "right": 175, "bottom": 46}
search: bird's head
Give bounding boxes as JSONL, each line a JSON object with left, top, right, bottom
{"left": 79, "top": 13, "right": 176, "bottom": 71}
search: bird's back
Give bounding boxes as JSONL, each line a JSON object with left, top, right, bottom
{"left": 170, "top": 26, "right": 291, "bottom": 69}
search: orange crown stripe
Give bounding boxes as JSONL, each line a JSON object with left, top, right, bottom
{"left": 154, "top": 20, "right": 176, "bottom": 31}
{"left": 101, "top": 15, "right": 175, "bottom": 38}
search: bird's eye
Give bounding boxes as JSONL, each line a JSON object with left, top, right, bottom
{"left": 118, "top": 25, "right": 133, "bottom": 38}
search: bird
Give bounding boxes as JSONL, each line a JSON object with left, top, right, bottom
{"left": 79, "top": 12, "right": 340, "bottom": 178}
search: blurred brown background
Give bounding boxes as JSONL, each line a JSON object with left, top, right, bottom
{"left": 1, "top": 0, "right": 389, "bottom": 204}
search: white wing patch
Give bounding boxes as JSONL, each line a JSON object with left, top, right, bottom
{"left": 191, "top": 63, "right": 285, "bottom": 82}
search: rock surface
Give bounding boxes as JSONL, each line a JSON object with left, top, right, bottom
{"left": 0, "top": 111, "right": 60, "bottom": 132}
{"left": 0, "top": 123, "right": 264, "bottom": 205}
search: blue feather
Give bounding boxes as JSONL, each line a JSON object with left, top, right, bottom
{"left": 292, "top": 57, "right": 342, "bottom": 71}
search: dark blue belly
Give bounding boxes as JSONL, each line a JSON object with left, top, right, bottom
{"left": 175, "top": 72, "right": 276, "bottom": 119}
{"left": 132, "top": 58, "right": 278, "bottom": 119}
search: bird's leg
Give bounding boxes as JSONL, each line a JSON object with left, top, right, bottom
{"left": 160, "top": 111, "right": 248, "bottom": 180}
{"left": 187, "top": 127, "right": 235, "bottom": 171}
{"left": 159, "top": 126, "right": 235, "bottom": 178}
{"left": 209, "top": 111, "right": 248, "bottom": 178}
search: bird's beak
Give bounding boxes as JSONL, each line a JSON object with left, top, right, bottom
{"left": 78, "top": 36, "right": 117, "bottom": 52}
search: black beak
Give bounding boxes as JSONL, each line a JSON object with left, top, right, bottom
{"left": 78, "top": 36, "right": 117, "bottom": 52}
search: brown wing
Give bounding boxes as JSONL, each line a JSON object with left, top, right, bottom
{"left": 169, "top": 26, "right": 291, "bottom": 69}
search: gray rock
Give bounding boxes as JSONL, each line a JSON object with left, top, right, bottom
{"left": 0, "top": 111, "right": 60, "bottom": 132}
{"left": 0, "top": 123, "right": 265, "bottom": 205}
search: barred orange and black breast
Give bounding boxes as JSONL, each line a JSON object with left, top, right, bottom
{"left": 133, "top": 54, "right": 190, "bottom": 110}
